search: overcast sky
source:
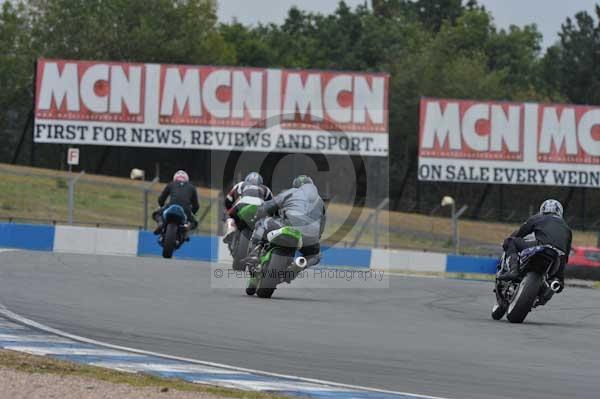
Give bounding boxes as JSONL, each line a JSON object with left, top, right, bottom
{"left": 217, "top": 0, "right": 598, "bottom": 49}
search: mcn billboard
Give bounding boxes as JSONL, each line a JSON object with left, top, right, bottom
{"left": 34, "top": 59, "right": 389, "bottom": 157}
{"left": 418, "top": 98, "right": 600, "bottom": 188}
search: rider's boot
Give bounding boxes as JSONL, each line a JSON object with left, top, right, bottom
{"left": 183, "top": 223, "right": 191, "bottom": 242}
{"left": 153, "top": 222, "right": 164, "bottom": 235}
{"left": 243, "top": 242, "right": 262, "bottom": 273}
{"left": 498, "top": 254, "right": 520, "bottom": 281}
{"left": 222, "top": 218, "right": 237, "bottom": 245}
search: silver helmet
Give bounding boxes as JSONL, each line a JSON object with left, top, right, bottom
{"left": 539, "top": 199, "right": 563, "bottom": 218}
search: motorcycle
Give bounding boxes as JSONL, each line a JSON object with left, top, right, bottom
{"left": 227, "top": 196, "right": 264, "bottom": 271}
{"left": 245, "top": 226, "right": 308, "bottom": 299}
{"left": 156, "top": 205, "right": 189, "bottom": 259}
{"left": 492, "top": 244, "right": 565, "bottom": 323}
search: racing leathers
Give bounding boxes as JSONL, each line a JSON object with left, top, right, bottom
{"left": 223, "top": 181, "right": 273, "bottom": 242}
{"left": 154, "top": 181, "right": 199, "bottom": 233}
{"left": 248, "top": 182, "right": 326, "bottom": 272}
{"left": 499, "top": 213, "right": 572, "bottom": 287}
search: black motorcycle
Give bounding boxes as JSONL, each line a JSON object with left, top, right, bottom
{"left": 227, "top": 196, "right": 263, "bottom": 271}
{"left": 492, "top": 244, "right": 564, "bottom": 323}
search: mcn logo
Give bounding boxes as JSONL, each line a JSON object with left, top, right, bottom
{"left": 35, "top": 59, "right": 389, "bottom": 133}
{"left": 419, "top": 98, "right": 600, "bottom": 165}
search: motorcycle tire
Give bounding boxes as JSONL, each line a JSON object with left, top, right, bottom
{"left": 232, "top": 231, "right": 250, "bottom": 271}
{"left": 162, "top": 223, "right": 177, "bottom": 259}
{"left": 506, "top": 272, "right": 542, "bottom": 323}
{"left": 491, "top": 303, "right": 507, "bottom": 320}
{"left": 256, "top": 252, "right": 290, "bottom": 299}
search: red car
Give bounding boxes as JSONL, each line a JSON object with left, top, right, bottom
{"left": 566, "top": 246, "right": 600, "bottom": 280}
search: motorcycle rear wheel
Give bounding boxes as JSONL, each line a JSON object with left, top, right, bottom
{"left": 256, "top": 252, "right": 290, "bottom": 299}
{"left": 506, "top": 272, "right": 542, "bottom": 323}
{"left": 232, "top": 231, "right": 250, "bottom": 271}
{"left": 162, "top": 223, "right": 177, "bottom": 259}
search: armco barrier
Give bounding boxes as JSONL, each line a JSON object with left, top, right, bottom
{"left": 54, "top": 225, "right": 138, "bottom": 256}
{"left": 0, "top": 223, "right": 54, "bottom": 251}
{"left": 371, "top": 248, "right": 446, "bottom": 272}
{"left": 0, "top": 222, "right": 501, "bottom": 274}
{"left": 320, "top": 246, "right": 372, "bottom": 268}
{"left": 446, "top": 254, "right": 497, "bottom": 274}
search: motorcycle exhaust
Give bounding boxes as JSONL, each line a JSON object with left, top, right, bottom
{"left": 294, "top": 256, "right": 308, "bottom": 269}
{"left": 550, "top": 280, "right": 562, "bottom": 293}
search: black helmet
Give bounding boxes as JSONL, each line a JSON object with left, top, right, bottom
{"left": 292, "top": 175, "right": 313, "bottom": 188}
{"left": 244, "top": 172, "right": 263, "bottom": 186}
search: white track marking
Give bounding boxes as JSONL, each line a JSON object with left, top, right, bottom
{"left": 0, "top": 304, "right": 451, "bottom": 399}
{"left": 1, "top": 345, "right": 147, "bottom": 357}
{"left": 89, "top": 362, "right": 245, "bottom": 375}
{"left": 0, "top": 333, "right": 73, "bottom": 343}
{"left": 200, "top": 379, "right": 354, "bottom": 392}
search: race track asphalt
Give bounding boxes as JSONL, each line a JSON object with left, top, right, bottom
{"left": 0, "top": 250, "right": 599, "bottom": 399}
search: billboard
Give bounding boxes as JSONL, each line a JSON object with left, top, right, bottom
{"left": 33, "top": 59, "right": 389, "bottom": 157}
{"left": 418, "top": 98, "right": 600, "bottom": 188}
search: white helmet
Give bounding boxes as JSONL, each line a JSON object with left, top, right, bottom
{"left": 173, "top": 170, "right": 189, "bottom": 183}
{"left": 540, "top": 199, "right": 563, "bottom": 218}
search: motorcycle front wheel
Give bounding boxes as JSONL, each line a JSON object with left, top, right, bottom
{"left": 491, "top": 303, "right": 507, "bottom": 320}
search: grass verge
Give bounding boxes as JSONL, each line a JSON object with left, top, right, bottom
{"left": 0, "top": 349, "right": 291, "bottom": 399}
{"left": 0, "top": 162, "right": 597, "bottom": 254}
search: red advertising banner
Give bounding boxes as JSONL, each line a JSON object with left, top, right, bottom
{"left": 34, "top": 59, "right": 389, "bottom": 156}
{"left": 418, "top": 98, "right": 600, "bottom": 188}
{"left": 537, "top": 104, "right": 600, "bottom": 165}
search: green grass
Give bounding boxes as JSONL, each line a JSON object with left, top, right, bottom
{"left": 0, "top": 349, "right": 291, "bottom": 399}
{"left": 0, "top": 163, "right": 597, "bottom": 254}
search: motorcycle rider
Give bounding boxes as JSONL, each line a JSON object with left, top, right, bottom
{"left": 497, "top": 199, "right": 572, "bottom": 291}
{"left": 244, "top": 175, "right": 326, "bottom": 279}
{"left": 222, "top": 172, "right": 273, "bottom": 244}
{"left": 153, "top": 170, "right": 199, "bottom": 234}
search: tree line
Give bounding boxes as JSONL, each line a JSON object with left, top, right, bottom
{"left": 1, "top": 0, "right": 599, "bottom": 227}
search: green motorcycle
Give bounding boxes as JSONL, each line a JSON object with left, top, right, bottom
{"left": 228, "top": 196, "right": 263, "bottom": 271}
{"left": 246, "top": 226, "right": 307, "bottom": 299}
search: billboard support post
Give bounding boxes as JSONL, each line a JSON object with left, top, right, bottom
{"left": 142, "top": 177, "right": 159, "bottom": 230}
{"left": 582, "top": 188, "right": 587, "bottom": 230}
{"left": 11, "top": 109, "right": 33, "bottom": 165}
{"left": 30, "top": 60, "right": 37, "bottom": 167}
{"left": 373, "top": 198, "right": 389, "bottom": 248}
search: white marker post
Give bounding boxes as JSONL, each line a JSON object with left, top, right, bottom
{"left": 67, "top": 148, "right": 82, "bottom": 225}
{"left": 67, "top": 148, "right": 79, "bottom": 174}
